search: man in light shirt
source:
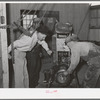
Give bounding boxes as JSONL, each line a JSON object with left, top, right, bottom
{"left": 63, "top": 34, "right": 100, "bottom": 87}
{"left": 8, "top": 23, "right": 52, "bottom": 88}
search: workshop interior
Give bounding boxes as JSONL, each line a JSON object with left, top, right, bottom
{"left": 0, "top": 3, "right": 100, "bottom": 88}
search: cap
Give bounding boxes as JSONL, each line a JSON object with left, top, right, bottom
{"left": 36, "top": 24, "right": 52, "bottom": 36}
{"left": 71, "top": 34, "right": 79, "bottom": 41}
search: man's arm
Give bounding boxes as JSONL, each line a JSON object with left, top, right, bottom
{"left": 8, "top": 40, "right": 21, "bottom": 59}
{"left": 38, "top": 40, "right": 52, "bottom": 55}
{"left": 8, "top": 42, "right": 16, "bottom": 53}
{"left": 64, "top": 48, "right": 80, "bottom": 75}
{"left": 8, "top": 39, "right": 27, "bottom": 53}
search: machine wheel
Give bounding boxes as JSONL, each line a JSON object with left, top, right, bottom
{"left": 56, "top": 71, "right": 72, "bottom": 86}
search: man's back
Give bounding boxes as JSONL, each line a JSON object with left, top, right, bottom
{"left": 67, "top": 41, "right": 100, "bottom": 57}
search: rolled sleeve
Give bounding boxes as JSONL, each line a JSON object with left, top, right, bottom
{"left": 8, "top": 40, "right": 23, "bottom": 53}
{"left": 38, "top": 40, "right": 49, "bottom": 51}
{"left": 8, "top": 41, "right": 17, "bottom": 53}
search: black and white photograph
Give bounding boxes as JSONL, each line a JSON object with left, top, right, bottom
{"left": 1, "top": 2, "right": 100, "bottom": 89}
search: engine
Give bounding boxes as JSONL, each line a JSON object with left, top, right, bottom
{"left": 43, "top": 22, "right": 72, "bottom": 87}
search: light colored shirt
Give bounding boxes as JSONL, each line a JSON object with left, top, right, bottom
{"left": 66, "top": 41, "right": 99, "bottom": 74}
{"left": 8, "top": 31, "right": 49, "bottom": 53}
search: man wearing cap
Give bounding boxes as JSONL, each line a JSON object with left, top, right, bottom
{"left": 63, "top": 34, "right": 100, "bottom": 87}
{"left": 26, "top": 19, "right": 53, "bottom": 88}
{"left": 8, "top": 19, "right": 52, "bottom": 88}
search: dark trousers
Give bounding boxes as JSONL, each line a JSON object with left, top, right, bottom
{"left": 26, "top": 45, "right": 42, "bottom": 88}
{"left": 83, "top": 56, "right": 100, "bottom": 88}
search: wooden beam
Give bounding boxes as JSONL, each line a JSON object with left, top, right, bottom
{"left": 0, "top": 3, "right": 9, "bottom": 88}
{"left": 0, "top": 29, "right": 9, "bottom": 88}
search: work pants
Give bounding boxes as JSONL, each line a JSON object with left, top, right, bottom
{"left": 26, "top": 45, "right": 41, "bottom": 88}
{"left": 83, "top": 56, "right": 100, "bottom": 88}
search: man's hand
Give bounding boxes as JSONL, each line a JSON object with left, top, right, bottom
{"left": 47, "top": 50, "right": 52, "bottom": 55}
{"left": 63, "top": 71, "right": 69, "bottom": 76}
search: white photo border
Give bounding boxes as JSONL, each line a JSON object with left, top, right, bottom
{"left": 0, "top": 1, "right": 100, "bottom": 99}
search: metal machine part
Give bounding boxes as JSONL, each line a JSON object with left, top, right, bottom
{"left": 55, "top": 64, "right": 71, "bottom": 85}
{"left": 43, "top": 22, "right": 72, "bottom": 87}
{"left": 43, "top": 64, "right": 72, "bottom": 87}
{"left": 58, "top": 51, "right": 70, "bottom": 65}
